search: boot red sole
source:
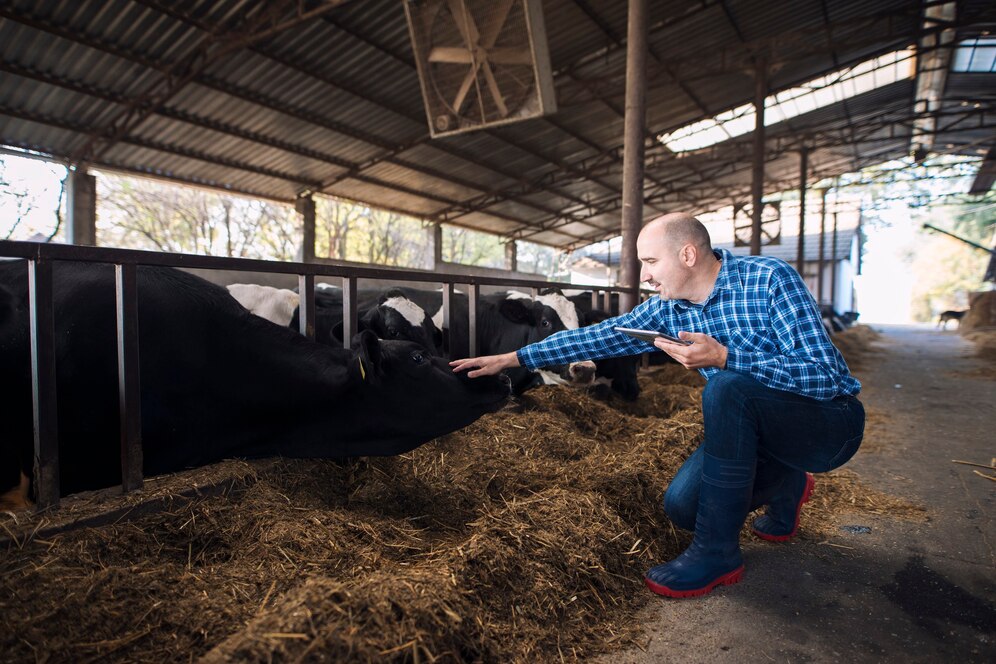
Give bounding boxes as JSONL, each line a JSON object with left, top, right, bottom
{"left": 752, "top": 472, "right": 815, "bottom": 542}
{"left": 644, "top": 565, "right": 744, "bottom": 598}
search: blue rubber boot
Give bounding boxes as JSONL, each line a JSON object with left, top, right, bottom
{"left": 645, "top": 453, "right": 754, "bottom": 598}
{"left": 752, "top": 471, "right": 814, "bottom": 542}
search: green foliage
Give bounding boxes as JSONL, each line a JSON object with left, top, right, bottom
{"left": 314, "top": 196, "right": 432, "bottom": 268}
{"left": 96, "top": 174, "right": 300, "bottom": 260}
{"left": 442, "top": 225, "right": 506, "bottom": 268}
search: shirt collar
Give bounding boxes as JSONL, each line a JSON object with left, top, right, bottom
{"left": 669, "top": 249, "right": 741, "bottom": 311}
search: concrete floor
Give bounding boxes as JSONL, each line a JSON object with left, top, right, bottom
{"left": 600, "top": 325, "right": 995, "bottom": 664}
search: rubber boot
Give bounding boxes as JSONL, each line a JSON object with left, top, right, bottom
{"left": 645, "top": 453, "right": 754, "bottom": 598}
{"left": 752, "top": 471, "right": 814, "bottom": 542}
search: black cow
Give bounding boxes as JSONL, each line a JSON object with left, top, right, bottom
{"left": 287, "top": 287, "right": 444, "bottom": 356}
{"left": 0, "top": 261, "right": 508, "bottom": 499}
{"left": 394, "top": 288, "right": 593, "bottom": 394}
{"left": 579, "top": 309, "right": 642, "bottom": 401}
{"left": 0, "top": 284, "right": 11, "bottom": 328}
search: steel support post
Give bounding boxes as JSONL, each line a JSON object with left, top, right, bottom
{"left": 619, "top": 0, "right": 648, "bottom": 314}
{"left": 797, "top": 148, "right": 808, "bottom": 276}
{"left": 750, "top": 58, "right": 767, "bottom": 256}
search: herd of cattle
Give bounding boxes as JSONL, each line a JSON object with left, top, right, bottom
{"left": 0, "top": 261, "right": 641, "bottom": 502}
{"left": 0, "top": 258, "right": 863, "bottom": 504}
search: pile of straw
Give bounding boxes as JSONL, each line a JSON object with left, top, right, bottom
{"left": 0, "top": 364, "right": 918, "bottom": 662}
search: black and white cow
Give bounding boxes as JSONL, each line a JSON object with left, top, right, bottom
{"left": 228, "top": 284, "right": 444, "bottom": 356}
{"left": 578, "top": 309, "right": 642, "bottom": 401}
{"left": 395, "top": 288, "right": 595, "bottom": 394}
{"left": 289, "top": 287, "right": 444, "bottom": 356}
{"left": 0, "top": 261, "right": 508, "bottom": 499}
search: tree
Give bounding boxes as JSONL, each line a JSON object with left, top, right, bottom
{"left": 97, "top": 174, "right": 300, "bottom": 260}
{"left": 0, "top": 155, "right": 67, "bottom": 242}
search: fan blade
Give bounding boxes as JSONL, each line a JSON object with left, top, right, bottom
{"left": 481, "top": 0, "right": 516, "bottom": 47}
{"left": 428, "top": 46, "right": 475, "bottom": 64}
{"left": 487, "top": 47, "right": 533, "bottom": 66}
{"left": 446, "top": 0, "right": 480, "bottom": 48}
{"left": 482, "top": 61, "right": 509, "bottom": 117}
{"left": 453, "top": 61, "right": 483, "bottom": 114}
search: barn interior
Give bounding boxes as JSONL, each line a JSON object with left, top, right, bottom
{"left": 1, "top": 0, "right": 995, "bottom": 662}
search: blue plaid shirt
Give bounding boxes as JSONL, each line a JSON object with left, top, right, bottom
{"left": 517, "top": 249, "right": 860, "bottom": 401}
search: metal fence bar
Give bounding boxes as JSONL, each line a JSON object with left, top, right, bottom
{"left": 0, "top": 240, "right": 637, "bottom": 295}
{"left": 0, "top": 239, "right": 650, "bottom": 507}
{"left": 467, "top": 283, "right": 479, "bottom": 358}
{"left": 28, "top": 258, "right": 60, "bottom": 509}
{"left": 298, "top": 274, "right": 316, "bottom": 340}
{"left": 441, "top": 282, "right": 453, "bottom": 359}
{"left": 341, "top": 276, "right": 357, "bottom": 347}
{"left": 115, "top": 263, "right": 143, "bottom": 493}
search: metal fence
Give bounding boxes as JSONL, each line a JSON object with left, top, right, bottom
{"left": 0, "top": 239, "right": 635, "bottom": 509}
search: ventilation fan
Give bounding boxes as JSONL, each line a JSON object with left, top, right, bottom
{"left": 733, "top": 201, "right": 781, "bottom": 247}
{"left": 404, "top": 0, "right": 557, "bottom": 137}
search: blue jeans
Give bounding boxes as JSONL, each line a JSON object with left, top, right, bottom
{"left": 663, "top": 371, "right": 865, "bottom": 531}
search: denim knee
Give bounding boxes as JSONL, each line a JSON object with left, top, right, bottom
{"left": 662, "top": 481, "right": 698, "bottom": 531}
{"left": 701, "top": 370, "right": 755, "bottom": 414}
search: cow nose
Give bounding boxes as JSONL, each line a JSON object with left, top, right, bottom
{"left": 568, "top": 361, "right": 596, "bottom": 384}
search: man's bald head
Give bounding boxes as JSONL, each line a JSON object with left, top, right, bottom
{"left": 641, "top": 213, "right": 713, "bottom": 253}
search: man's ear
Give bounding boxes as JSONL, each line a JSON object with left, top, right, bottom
{"left": 351, "top": 329, "right": 383, "bottom": 381}
{"left": 680, "top": 243, "right": 698, "bottom": 267}
{"left": 498, "top": 298, "right": 535, "bottom": 325}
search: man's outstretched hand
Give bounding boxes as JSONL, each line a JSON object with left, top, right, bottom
{"left": 449, "top": 351, "right": 521, "bottom": 378}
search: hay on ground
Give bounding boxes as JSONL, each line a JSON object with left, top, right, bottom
{"left": 0, "top": 363, "right": 919, "bottom": 663}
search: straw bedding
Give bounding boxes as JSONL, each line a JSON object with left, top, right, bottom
{"left": 1, "top": 362, "right": 921, "bottom": 663}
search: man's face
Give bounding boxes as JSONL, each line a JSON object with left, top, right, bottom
{"left": 637, "top": 230, "right": 690, "bottom": 300}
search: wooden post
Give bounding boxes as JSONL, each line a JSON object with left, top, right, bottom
{"left": 67, "top": 165, "right": 97, "bottom": 246}
{"left": 817, "top": 189, "right": 827, "bottom": 305}
{"left": 296, "top": 194, "right": 315, "bottom": 263}
{"left": 750, "top": 58, "right": 767, "bottom": 256}
{"left": 797, "top": 148, "right": 807, "bottom": 276}
{"left": 619, "top": 0, "right": 648, "bottom": 314}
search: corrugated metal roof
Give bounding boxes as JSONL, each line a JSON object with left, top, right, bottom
{"left": 1, "top": 0, "right": 993, "bottom": 250}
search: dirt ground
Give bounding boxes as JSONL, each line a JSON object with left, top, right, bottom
{"left": 0, "top": 325, "right": 991, "bottom": 663}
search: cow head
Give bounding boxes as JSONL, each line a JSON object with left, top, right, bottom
{"left": 347, "top": 330, "right": 508, "bottom": 453}
{"left": 359, "top": 289, "right": 444, "bottom": 356}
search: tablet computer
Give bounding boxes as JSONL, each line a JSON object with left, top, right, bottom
{"left": 614, "top": 326, "right": 692, "bottom": 345}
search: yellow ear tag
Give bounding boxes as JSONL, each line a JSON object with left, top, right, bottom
{"left": 358, "top": 357, "right": 366, "bottom": 381}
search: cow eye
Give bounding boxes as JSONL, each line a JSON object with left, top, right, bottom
{"left": 388, "top": 326, "right": 399, "bottom": 337}
{"left": 541, "top": 319, "right": 552, "bottom": 328}
{"left": 410, "top": 350, "right": 427, "bottom": 365}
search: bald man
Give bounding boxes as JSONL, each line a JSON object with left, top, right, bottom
{"left": 451, "top": 213, "right": 864, "bottom": 599}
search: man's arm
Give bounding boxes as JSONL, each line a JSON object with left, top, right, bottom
{"left": 724, "top": 269, "right": 856, "bottom": 401}
{"left": 451, "top": 297, "right": 672, "bottom": 375}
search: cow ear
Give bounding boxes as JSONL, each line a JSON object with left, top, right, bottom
{"left": 498, "top": 298, "right": 535, "bottom": 325}
{"left": 331, "top": 321, "right": 346, "bottom": 344}
{"left": 379, "top": 287, "right": 406, "bottom": 304}
{"left": 352, "top": 329, "right": 383, "bottom": 380}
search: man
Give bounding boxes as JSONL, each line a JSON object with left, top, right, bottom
{"left": 450, "top": 213, "right": 864, "bottom": 599}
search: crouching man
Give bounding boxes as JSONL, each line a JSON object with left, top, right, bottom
{"left": 450, "top": 213, "right": 864, "bottom": 599}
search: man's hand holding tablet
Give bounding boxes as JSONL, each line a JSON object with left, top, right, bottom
{"left": 614, "top": 326, "right": 693, "bottom": 345}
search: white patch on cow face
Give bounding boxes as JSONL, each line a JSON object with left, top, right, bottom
{"left": 504, "top": 290, "right": 532, "bottom": 300}
{"left": 538, "top": 369, "right": 570, "bottom": 385}
{"left": 431, "top": 306, "right": 444, "bottom": 331}
{"left": 381, "top": 296, "right": 426, "bottom": 327}
{"left": 535, "top": 293, "right": 579, "bottom": 329}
